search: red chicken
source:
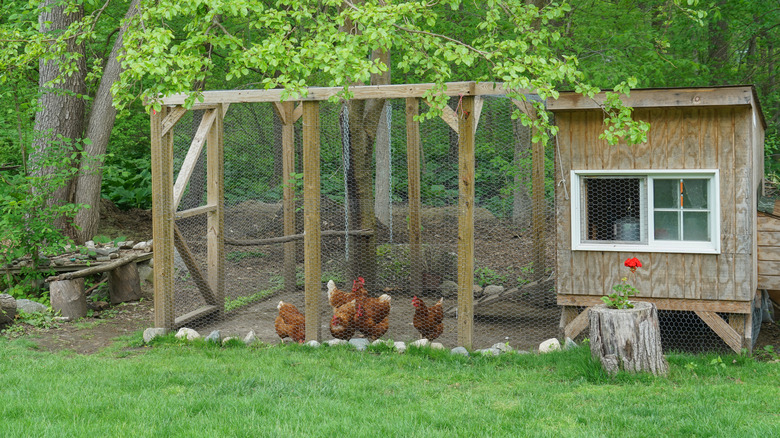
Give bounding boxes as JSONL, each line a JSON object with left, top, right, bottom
{"left": 327, "top": 279, "right": 367, "bottom": 309}
{"left": 275, "top": 301, "right": 306, "bottom": 343}
{"left": 329, "top": 300, "right": 357, "bottom": 340}
{"left": 354, "top": 293, "right": 391, "bottom": 341}
{"left": 412, "top": 296, "right": 444, "bottom": 341}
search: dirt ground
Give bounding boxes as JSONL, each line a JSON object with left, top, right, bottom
{"left": 4, "top": 200, "right": 780, "bottom": 355}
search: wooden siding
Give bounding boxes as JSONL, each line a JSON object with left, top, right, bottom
{"left": 758, "top": 213, "right": 780, "bottom": 290}
{"left": 555, "top": 105, "right": 759, "bottom": 302}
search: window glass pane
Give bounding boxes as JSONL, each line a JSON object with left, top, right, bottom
{"left": 583, "top": 177, "right": 642, "bottom": 241}
{"left": 682, "top": 179, "right": 708, "bottom": 209}
{"left": 654, "top": 179, "right": 679, "bottom": 209}
{"left": 683, "top": 212, "right": 710, "bottom": 241}
{"left": 654, "top": 211, "right": 679, "bottom": 240}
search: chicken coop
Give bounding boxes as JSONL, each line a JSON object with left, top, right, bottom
{"left": 150, "top": 81, "right": 560, "bottom": 350}
{"left": 551, "top": 85, "right": 770, "bottom": 353}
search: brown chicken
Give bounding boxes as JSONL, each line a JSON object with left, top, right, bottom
{"left": 354, "top": 292, "right": 391, "bottom": 341}
{"left": 329, "top": 300, "right": 357, "bottom": 340}
{"left": 275, "top": 301, "right": 306, "bottom": 343}
{"left": 327, "top": 279, "right": 367, "bottom": 309}
{"left": 412, "top": 296, "right": 444, "bottom": 341}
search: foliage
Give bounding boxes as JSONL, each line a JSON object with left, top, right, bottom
{"left": 101, "top": 156, "right": 152, "bottom": 210}
{"left": 474, "top": 266, "right": 507, "bottom": 288}
{"left": 226, "top": 250, "right": 267, "bottom": 263}
{"left": 602, "top": 257, "right": 642, "bottom": 309}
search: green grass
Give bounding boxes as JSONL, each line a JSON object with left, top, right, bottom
{"left": 0, "top": 336, "right": 778, "bottom": 437}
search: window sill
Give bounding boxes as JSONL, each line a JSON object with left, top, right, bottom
{"left": 572, "top": 243, "right": 720, "bottom": 255}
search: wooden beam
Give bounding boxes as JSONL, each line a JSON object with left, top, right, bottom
{"left": 303, "top": 101, "right": 321, "bottom": 342}
{"left": 557, "top": 294, "right": 753, "bottom": 314}
{"left": 280, "top": 101, "right": 297, "bottom": 294}
{"left": 457, "top": 95, "right": 476, "bottom": 349}
{"left": 45, "top": 254, "right": 145, "bottom": 282}
{"left": 292, "top": 103, "right": 303, "bottom": 123}
{"left": 406, "top": 97, "right": 423, "bottom": 297}
{"left": 548, "top": 86, "right": 756, "bottom": 111}
{"left": 174, "top": 305, "right": 219, "bottom": 328}
{"left": 424, "top": 99, "right": 458, "bottom": 132}
{"left": 225, "top": 229, "right": 372, "bottom": 246}
{"left": 206, "top": 103, "right": 225, "bottom": 314}
{"left": 560, "top": 306, "right": 591, "bottom": 339}
{"left": 161, "top": 82, "right": 527, "bottom": 105}
{"left": 173, "top": 224, "right": 218, "bottom": 306}
{"left": 694, "top": 311, "right": 743, "bottom": 353}
{"left": 151, "top": 107, "right": 176, "bottom": 329}
{"left": 175, "top": 203, "right": 217, "bottom": 219}
{"left": 531, "top": 126, "right": 545, "bottom": 281}
{"left": 172, "top": 108, "right": 218, "bottom": 211}
{"left": 161, "top": 106, "right": 188, "bottom": 137}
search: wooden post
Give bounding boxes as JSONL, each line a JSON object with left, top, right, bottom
{"left": 207, "top": 103, "right": 225, "bottom": 316}
{"left": 151, "top": 106, "right": 176, "bottom": 329}
{"left": 303, "top": 101, "right": 321, "bottom": 342}
{"left": 406, "top": 97, "right": 423, "bottom": 296}
{"left": 457, "top": 94, "right": 475, "bottom": 349}
{"left": 280, "top": 101, "right": 297, "bottom": 294}
{"left": 532, "top": 127, "right": 546, "bottom": 281}
{"left": 589, "top": 302, "right": 669, "bottom": 376}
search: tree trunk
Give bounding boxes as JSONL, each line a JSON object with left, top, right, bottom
{"left": 589, "top": 302, "right": 669, "bottom": 376}
{"left": 373, "top": 49, "right": 392, "bottom": 228}
{"left": 50, "top": 278, "right": 87, "bottom": 320}
{"left": 72, "top": 0, "right": 141, "bottom": 243}
{"left": 31, "top": 1, "right": 87, "bottom": 236}
{"left": 512, "top": 117, "right": 532, "bottom": 227}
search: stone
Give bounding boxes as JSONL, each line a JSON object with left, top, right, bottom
{"left": 439, "top": 280, "right": 459, "bottom": 298}
{"left": 305, "top": 340, "right": 321, "bottom": 348}
{"left": 349, "top": 338, "right": 369, "bottom": 351}
{"left": 133, "top": 241, "right": 148, "bottom": 250}
{"left": 564, "top": 337, "right": 578, "bottom": 350}
{"left": 372, "top": 339, "right": 393, "bottom": 347}
{"left": 491, "top": 342, "right": 513, "bottom": 353}
{"left": 89, "top": 301, "right": 110, "bottom": 311}
{"left": 138, "top": 263, "right": 154, "bottom": 284}
{"left": 94, "top": 247, "right": 120, "bottom": 257}
{"left": 477, "top": 348, "right": 501, "bottom": 356}
{"left": 53, "top": 316, "right": 71, "bottom": 323}
{"left": 450, "top": 346, "right": 469, "bottom": 356}
{"left": 109, "top": 253, "right": 120, "bottom": 260}
{"left": 473, "top": 285, "right": 484, "bottom": 298}
{"left": 222, "top": 337, "right": 237, "bottom": 345}
{"left": 143, "top": 328, "right": 167, "bottom": 343}
{"left": 175, "top": 327, "right": 201, "bottom": 341}
{"left": 96, "top": 256, "right": 111, "bottom": 262}
{"left": 410, "top": 339, "right": 430, "bottom": 348}
{"left": 16, "top": 299, "right": 48, "bottom": 314}
{"left": 243, "top": 330, "right": 258, "bottom": 345}
{"left": 205, "top": 330, "right": 221, "bottom": 344}
{"left": 85, "top": 241, "right": 96, "bottom": 249}
{"left": 118, "top": 241, "right": 135, "bottom": 249}
{"left": 394, "top": 341, "right": 407, "bottom": 353}
{"left": 327, "top": 339, "right": 349, "bottom": 347}
{"left": 539, "top": 338, "right": 561, "bottom": 353}
{"left": 0, "top": 294, "right": 16, "bottom": 327}
{"left": 430, "top": 342, "right": 445, "bottom": 350}
{"left": 484, "top": 285, "right": 505, "bottom": 296}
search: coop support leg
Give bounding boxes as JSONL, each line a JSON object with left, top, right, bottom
{"left": 694, "top": 311, "right": 744, "bottom": 354}
{"left": 560, "top": 306, "right": 591, "bottom": 340}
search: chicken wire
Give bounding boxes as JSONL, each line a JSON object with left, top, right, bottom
{"left": 163, "top": 96, "right": 739, "bottom": 353}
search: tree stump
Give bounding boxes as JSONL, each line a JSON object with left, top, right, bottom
{"left": 109, "top": 262, "right": 142, "bottom": 304}
{"left": 50, "top": 278, "right": 87, "bottom": 319}
{"left": 0, "top": 293, "right": 16, "bottom": 327}
{"left": 589, "top": 302, "right": 669, "bottom": 376}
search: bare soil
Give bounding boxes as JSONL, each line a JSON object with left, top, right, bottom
{"left": 4, "top": 200, "right": 780, "bottom": 356}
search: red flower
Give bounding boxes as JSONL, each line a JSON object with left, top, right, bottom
{"left": 624, "top": 257, "right": 642, "bottom": 271}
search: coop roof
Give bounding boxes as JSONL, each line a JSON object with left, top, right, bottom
{"left": 548, "top": 85, "right": 766, "bottom": 129}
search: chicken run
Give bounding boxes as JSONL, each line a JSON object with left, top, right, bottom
{"left": 152, "top": 82, "right": 764, "bottom": 353}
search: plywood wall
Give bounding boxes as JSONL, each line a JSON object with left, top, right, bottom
{"left": 555, "top": 106, "right": 758, "bottom": 302}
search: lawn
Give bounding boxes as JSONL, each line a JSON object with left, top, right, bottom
{"left": 1, "top": 335, "right": 778, "bottom": 437}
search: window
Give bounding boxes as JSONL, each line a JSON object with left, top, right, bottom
{"left": 570, "top": 170, "right": 720, "bottom": 254}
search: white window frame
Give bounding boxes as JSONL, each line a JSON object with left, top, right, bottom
{"left": 570, "top": 169, "right": 720, "bottom": 254}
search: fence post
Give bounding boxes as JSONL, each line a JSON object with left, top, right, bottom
{"left": 457, "top": 94, "right": 475, "bottom": 349}
{"left": 151, "top": 106, "right": 176, "bottom": 330}
{"left": 303, "top": 101, "right": 322, "bottom": 342}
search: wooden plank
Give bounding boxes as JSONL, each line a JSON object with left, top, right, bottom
{"left": 457, "top": 95, "right": 475, "bottom": 349}
{"left": 554, "top": 113, "right": 572, "bottom": 296}
{"left": 650, "top": 253, "right": 668, "bottom": 299}
{"left": 472, "top": 96, "right": 484, "bottom": 133}
{"left": 683, "top": 108, "right": 700, "bottom": 169}
{"left": 172, "top": 108, "right": 218, "bottom": 211}
{"left": 758, "top": 214, "right": 780, "bottom": 232}
{"left": 699, "top": 254, "right": 719, "bottom": 301}
{"left": 733, "top": 253, "right": 752, "bottom": 301}
{"left": 571, "top": 252, "right": 589, "bottom": 295}
{"left": 292, "top": 103, "right": 302, "bottom": 123}
{"left": 151, "top": 106, "right": 176, "bottom": 329}
{"left": 665, "top": 108, "right": 684, "bottom": 169}
{"left": 406, "top": 97, "right": 423, "bottom": 297}
{"left": 648, "top": 108, "right": 668, "bottom": 169}
{"left": 173, "top": 224, "right": 217, "bottom": 306}
{"left": 695, "top": 311, "right": 743, "bottom": 353}
{"left": 548, "top": 87, "right": 756, "bottom": 111}
{"left": 280, "top": 101, "right": 297, "bottom": 294}
{"left": 175, "top": 204, "right": 217, "bottom": 219}
{"left": 629, "top": 109, "right": 651, "bottom": 169}
{"left": 699, "top": 108, "right": 718, "bottom": 169}
{"left": 758, "top": 275, "right": 780, "bottom": 290}
{"left": 564, "top": 306, "right": 591, "bottom": 339}
{"left": 758, "top": 231, "right": 780, "bottom": 246}
{"left": 717, "top": 253, "right": 736, "bottom": 301}
{"left": 45, "top": 254, "right": 145, "bottom": 282}
{"left": 684, "top": 254, "right": 701, "bottom": 300}
{"left": 424, "top": 98, "right": 458, "bottom": 132}
{"left": 666, "top": 253, "right": 685, "bottom": 299}
{"left": 758, "top": 247, "right": 780, "bottom": 261}
{"left": 225, "top": 229, "right": 372, "bottom": 246}
{"left": 161, "top": 106, "right": 188, "bottom": 137}
{"left": 531, "top": 124, "right": 546, "bottom": 281}
{"left": 758, "top": 260, "right": 780, "bottom": 275}
{"left": 206, "top": 104, "right": 225, "bottom": 312}
{"left": 161, "top": 81, "right": 528, "bottom": 105}
{"left": 719, "top": 109, "right": 736, "bottom": 255}
{"left": 303, "top": 101, "right": 321, "bottom": 342}
{"left": 174, "top": 305, "right": 219, "bottom": 328}
{"left": 557, "top": 294, "right": 752, "bottom": 313}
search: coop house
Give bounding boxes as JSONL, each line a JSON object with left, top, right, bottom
{"left": 551, "top": 86, "right": 768, "bottom": 353}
